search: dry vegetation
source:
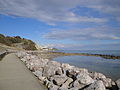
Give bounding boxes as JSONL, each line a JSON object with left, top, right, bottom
{"left": 0, "top": 34, "right": 37, "bottom": 50}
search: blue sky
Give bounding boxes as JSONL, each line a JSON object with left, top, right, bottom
{"left": 0, "top": 0, "right": 120, "bottom": 50}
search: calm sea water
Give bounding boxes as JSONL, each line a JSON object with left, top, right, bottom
{"left": 54, "top": 50, "right": 120, "bottom": 80}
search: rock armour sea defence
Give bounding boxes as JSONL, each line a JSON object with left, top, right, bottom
{"left": 16, "top": 52, "right": 120, "bottom": 90}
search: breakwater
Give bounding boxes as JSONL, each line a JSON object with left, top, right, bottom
{"left": 48, "top": 51, "right": 120, "bottom": 59}
{"left": 16, "top": 51, "right": 120, "bottom": 90}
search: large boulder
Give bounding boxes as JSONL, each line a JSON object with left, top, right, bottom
{"left": 36, "top": 59, "right": 49, "bottom": 68}
{"left": 66, "top": 67, "right": 88, "bottom": 80}
{"left": 116, "top": 79, "right": 120, "bottom": 89}
{"left": 102, "top": 78, "right": 112, "bottom": 88}
{"left": 42, "top": 61, "right": 61, "bottom": 77}
{"left": 62, "top": 63, "right": 74, "bottom": 70}
{"left": 77, "top": 72, "right": 94, "bottom": 85}
{"left": 90, "top": 72, "right": 113, "bottom": 88}
{"left": 55, "top": 67, "right": 63, "bottom": 75}
{"left": 73, "top": 80, "right": 86, "bottom": 89}
{"left": 47, "top": 61, "right": 61, "bottom": 67}
{"left": 69, "top": 87, "right": 80, "bottom": 90}
{"left": 48, "top": 84, "right": 59, "bottom": 90}
{"left": 90, "top": 72, "right": 106, "bottom": 80}
{"left": 47, "top": 82, "right": 59, "bottom": 90}
{"left": 79, "top": 68, "right": 89, "bottom": 74}
{"left": 31, "top": 66, "right": 43, "bottom": 71}
{"left": 44, "top": 78, "right": 50, "bottom": 86}
{"left": 33, "top": 69, "right": 43, "bottom": 77}
{"left": 33, "top": 70, "right": 46, "bottom": 81}
{"left": 25, "top": 54, "right": 33, "bottom": 60}
{"left": 17, "top": 52, "right": 27, "bottom": 58}
{"left": 84, "top": 80, "right": 106, "bottom": 90}
{"left": 21, "top": 58, "right": 27, "bottom": 62}
{"left": 52, "top": 75, "right": 68, "bottom": 86}
{"left": 66, "top": 69, "right": 78, "bottom": 79}
{"left": 61, "top": 63, "right": 74, "bottom": 75}
{"left": 59, "top": 77, "right": 73, "bottom": 89}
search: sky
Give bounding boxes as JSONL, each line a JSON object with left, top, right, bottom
{"left": 0, "top": 0, "right": 120, "bottom": 50}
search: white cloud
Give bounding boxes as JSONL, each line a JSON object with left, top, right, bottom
{"left": 0, "top": 0, "right": 109, "bottom": 25}
{"left": 43, "top": 27, "right": 120, "bottom": 40}
{"left": 45, "top": 43, "right": 67, "bottom": 48}
{"left": 83, "top": 0, "right": 120, "bottom": 22}
{"left": 45, "top": 42, "right": 120, "bottom": 50}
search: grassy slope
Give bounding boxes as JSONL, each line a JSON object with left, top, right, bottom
{"left": 0, "top": 34, "right": 37, "bottom": 50}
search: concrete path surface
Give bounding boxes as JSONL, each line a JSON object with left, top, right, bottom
{"left": 0, "top": 53, "right": 46, "bottom": 90}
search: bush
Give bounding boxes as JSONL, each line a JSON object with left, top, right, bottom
{"left": 0, "top": 33, "right": 37, "bottom": 50}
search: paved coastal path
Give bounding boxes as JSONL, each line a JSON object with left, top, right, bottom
{"left": 0, "top": 53, "right": 46, "bottom": 90}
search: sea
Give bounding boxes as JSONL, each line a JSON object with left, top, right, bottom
{"left": 54, "top": 50, "right": 120, "bottom": 80}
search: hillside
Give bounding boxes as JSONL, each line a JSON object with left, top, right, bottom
{"left": 0, "top": 34, "right": 37, "bottom": 50}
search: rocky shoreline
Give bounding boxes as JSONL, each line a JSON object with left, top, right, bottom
{"left": 16, "top": 51, "right": 120, "bottom": 90}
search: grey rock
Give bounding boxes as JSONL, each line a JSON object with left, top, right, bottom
{"left": 116, "top": 79, "right": 120, "bottom": 89}
{"left": 84, "top": 80, "right": 106, "bottom": 90}
{"left": 90, "top": 72, "right": 106, "bottom": 80}
{"left": 78, "top": 68, "right": 89, "bottom": 74}
{"left": 77, "top": 73, "right": 94, "bottom": 85}
{"left": 59, "top": 77, "right": 73, "bottom": 89}
{"left": 53, "top": 75, "right": 68, "bottom": 86}
{"left": 58, "top": 87, "right": 69, "bottom": 90}
{"left": 89, "top": 72, "right": 113, "bottom": 88}
{"left": 48, "top": 82, "right": 59, "bottom": 90}
{"left": 38, "top": 76, "right": 46, "bottom": 81}
{"left": 17, "top": 52, "right": 116, "bottom": 90}
{"left": 61, "top": 63, "right": 74, "bottom": 75}
{"left": 29, "top": 55, "right": 36, "bottom": 59}
{"left": 17, "top": 52, "right": 27, "bottom": 58}
{"left": 44, "top": 78, "right": 50, "bottom": 86}
{"left": 47, "top": 61, "right": 61, "bottom": 67}
{"left": 43, "top": 65, "right": 53, "bottom": 77}
{"left": 33, "top": 70, "right": 42, "bottom": 77}
{"left": 39, "top": 59, "right": 49, "bottom": 68}
{"left": 49, "top": 85, "right": 59, "bottom": 90}
{"left": 55, "top": 67, "right": 63, "bottom": 75}
{"left": 73, "top": 80, "right": 85, "bottom": 89}
{"left": 43, "top": 61, "right": 61, "bottom": 77}
{"left": 69, "top": 87, "right": 79, "bottom": 90}
{"left": 21, "top": 58, "right": 27, "bottom": 62}
{"left": 66, "top": 69, "right": 78, "bottom": 78}
{"left": 43, "top": 66, "right": 57, "bottom": 77}
{"left": 65, "top": 77, "right": 73, "bottom": 86}
{"left": 31, "top": 66, "right": 43, "bottom": 71}
{"left": 62, "top": 63, "right": 74, "bottom": 70}
{"left": 44, "top": 78, "right": 59, "bottom": 90}
{"left": 111, "top": 81, "right": 116, "bottom": 86}
{"left": 73, "top": 80, "right": 79, "bottom": 87}
{"left": 66, "top": 71, "right": 75, "bottom": 79}
{"left": 102, "top": 78, "right": 112, "bottom": 88}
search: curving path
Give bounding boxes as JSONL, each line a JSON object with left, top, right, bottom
{"left": 0, "top": 53, "right": 46, "bottom": 90}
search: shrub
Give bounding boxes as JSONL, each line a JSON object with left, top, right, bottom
{"left": 0, "top": 33, "right": 37, "bottom": 50}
